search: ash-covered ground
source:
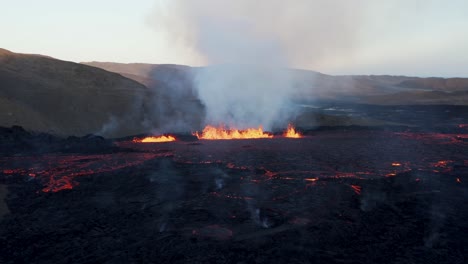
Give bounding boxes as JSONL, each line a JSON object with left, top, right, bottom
{"left": 0, "top": 124, "right": 467, "bottom": 263}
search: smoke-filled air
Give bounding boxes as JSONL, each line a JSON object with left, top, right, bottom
{"left": 149, "top": 0, "right": 365, "bottom": 129}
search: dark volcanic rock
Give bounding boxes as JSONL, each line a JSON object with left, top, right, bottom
{"left": 0, "top": 126, "right": 116, "bottom": 155}
{"left": 0, "top": 128, "right": 467, "bottom": 263}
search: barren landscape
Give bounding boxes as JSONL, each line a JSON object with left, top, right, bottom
{"left": 2, "top": 1, "right": 468, "bottom": 263}
{"left": 1, "top": 47, "right": 468, "bottom": 263}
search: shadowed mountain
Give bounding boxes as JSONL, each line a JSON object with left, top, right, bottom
{"left": 0, "top": 49, "right": 151, "bottom": 137}
{"left": 397, "top": 77, "right": 468, "bottom": 91}
{"left": 84, "top": 62, "right": 468, "bottom": 106}
{"left": 84, "top": 62, "right": 205, "bottom": 132}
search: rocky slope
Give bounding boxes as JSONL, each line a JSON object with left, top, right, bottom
{"left": 0, "top": 49, "right": 152, "bottom": 137}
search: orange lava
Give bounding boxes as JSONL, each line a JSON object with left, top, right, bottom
{"left": 283, "top": 124, "right": 302, "bottom": 138}
{"left": 304, "top": 178, "right": 318, "bottom": 182}
{"left": 433, "top": 160, "right": 451, "bottom": 168}
{"left": 133, "top": 135, "right": 176, "bottom": 143}
{"left": 0, "top": 152, "right": 166, "bottom": 193}
{"left": 42, "top": 176, "right": 77, "bottom": 193}
{"left": 194, "top": 125, "right": 273, "bottom": 140}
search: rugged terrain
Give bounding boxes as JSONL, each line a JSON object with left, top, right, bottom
{"left": 0, "top": 123, "right": 467, "bottom": 263}
{"left": 1, "top": 50, "right": 468, "bottom": 262}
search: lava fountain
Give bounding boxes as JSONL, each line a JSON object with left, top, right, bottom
{"left": 283, "top": 124, "right": 302, "bottom": 138}
{"left": 194, "top": 125, "right": 273, "bottom": 140}
{"left": 133, "top": 135, "right": 176, "bottom": 143}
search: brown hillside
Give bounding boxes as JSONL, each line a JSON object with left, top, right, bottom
{"left": 0, "top": 49, "right": 151, "bottom": 137}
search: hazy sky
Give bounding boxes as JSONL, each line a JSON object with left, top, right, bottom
{"left": 1, "top": 0, "right": 467, "bottom": 77}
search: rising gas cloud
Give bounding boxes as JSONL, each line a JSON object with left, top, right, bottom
{"left": 149, "top": 0, "right": 365, "bottom": 129}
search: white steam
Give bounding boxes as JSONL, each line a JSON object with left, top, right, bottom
{"left": 150, "top": 0, "right": 365, "bottom": 67}
{"left": 194, "top": 65, "right": 293, "bottom": 129}
{"left": 149, "top": 0, "right": 365, "bottom": 129}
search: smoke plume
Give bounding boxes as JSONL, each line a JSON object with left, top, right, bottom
{"left": 149, "top": 0, "right": 365, "bottom": 129}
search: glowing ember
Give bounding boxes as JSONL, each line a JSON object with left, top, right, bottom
{"left": 42, "top": 177, "right": 77, "bottom": 193}
{"left": 194, "top": 125, "right": 273, "bottom": 140}
{"left": 283, "top": 124, "right": 302, "bottom": 138}
{"left": 350, "top": 185, "right": 362, "bottom": 195}
{"left": 304, "top": 178, "right": 318, "bottom": 182}
{"left": 391, "top": 162, "right": 402, "bottom": 167}
{"left": 133, "top": 135, "right": 176, "bottom": 143}
{"left": 433, "top": 160, "right": 451, "bottom": 168}
{"left": 456, "top": 178, "right": 461, "bottom": 183}
{"left": 264, "top": 170, "right": 276, "bottom": 177}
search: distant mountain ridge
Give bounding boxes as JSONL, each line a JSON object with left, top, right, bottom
{"left": 83, "top": 61, "right": 468, "bottom": 105}
{"left": 1, "top": 48, "right": 468, "bottom": 137}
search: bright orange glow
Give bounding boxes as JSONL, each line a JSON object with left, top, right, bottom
{"left": 434, "top": 160, "right": 451, "bottom": 167}
{"left": 305, "top": 178, "right": 318, "bottom": 182}
{"left": 391, "top": 162, "right": 402, "bottom": 167}
{"left": 194, "top": 125, "right": 273, "bottom": 140}
{"left": 133, "top": 135, "right": 176, "bottom": 143}
{"left": 283, "top": 124, "right": 302, "bottom": 138}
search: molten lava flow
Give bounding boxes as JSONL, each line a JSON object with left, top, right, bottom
{"left": 283, "top": 124, "right": 302, "bottom": 138}
{"left": 194, "top": 125, "right": 273, "bottom": 140}
{"left": 433, "top": 160, "right": 452, "bottom": 168}
{"left": 350, "top": 185, "right": 362, "bottom": 195}
{"left": 304, "top": 178, "right": 318, "bottom": 182}
{"left": 133, "top": 135, "right": 176, "bottom": 143}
